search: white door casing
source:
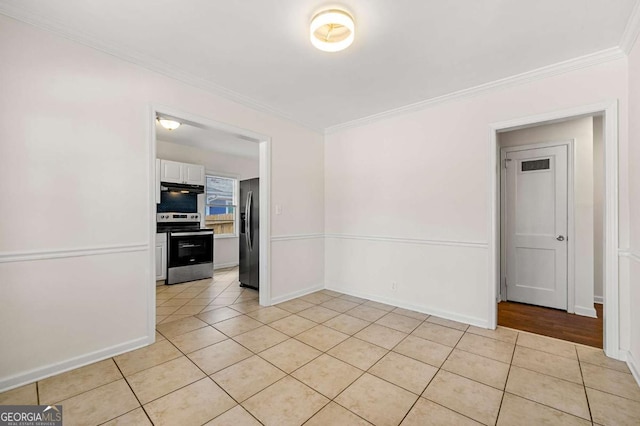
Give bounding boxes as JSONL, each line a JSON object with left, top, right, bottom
{"left": 503, "top": 144, "right": 568, "bottom": 310}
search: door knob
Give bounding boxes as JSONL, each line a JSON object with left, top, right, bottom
{"left": 556, "top": 235, "right": 565, "bottom": 241}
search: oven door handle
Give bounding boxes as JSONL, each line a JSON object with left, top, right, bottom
{"left": 171, "top": 231, "right": 213, "bottom": 237}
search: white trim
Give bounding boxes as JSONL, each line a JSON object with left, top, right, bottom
{"left": 258, "top": 139, "right": 271, "bottom": 307}
{"left": 0, "top": 244, "right": 148, "bottom": 263}
{"left": 325, "top": 48, "right": 625, "bottom": 134}
{"left": 271, "top": 234, "right": 324, "bottom": 242}
{"left": 324, "top": 284, "right": 489, "bottom": 329}
{"left": 574, "top": 305, "right": 598, "bottom": 318}
{"left": 214, "top": 262, "right": 238, "bottom": 270}
{"left": 620, "top": 0, "right": 640, "bottom": 54}
{"left": 499, "top": 140, "right": 576, "bottom": 313}
{"left": 619, "top": 249, "right": 640, "bottom": 263}
{"left": 594, "top": 295, "right": 604, "bottom": 304}
{"left": 0, "top": 335, "right": 152, "bottom": 393}
{"left": 488, "top": 101, "right": 621, "bottom": 359}
{"left": 0, "top": 6, "right": 322, "bottom": 133}
{"left": 269, "top": 284, "right": 324, "bottom": 305}
{"left": 627, "top": 350, "right": 640, "bottom": 387}
{"left": 150, "top": 105, "right": 272, "bottom": 312}
{"left": 324, "top": 234, "right": 487, "bottom": 249}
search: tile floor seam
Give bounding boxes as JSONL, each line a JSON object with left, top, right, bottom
{"left": 579, "top": 359, "right": 634, "bottom": 375}
{"left": 309, "top": 400, "right": 372, "bottom": 426}
{"left": 426, "top": 398, "right": 489, "bottom": 426}
{"left": 577, "top": 357, "right": 595, "bottom": 424}
{"left": 95, "top": 407, "right": 144, "bottom": 426}
{"left": 426, "top": 369, "right": 505, "bottom": 424}
{"left": 448, "top": 346, "right": 513, "bottom": 369}
{"left": 500, "top": 391, "right": 595, "bottom": 425}
{"left": 494, "top": 353, "right": 514, "bottom": 426}
{"left": 111, "top": 355, "right": 150, "bottom": 425}
{"left": 584, "top": 384, "right": 640, "bottom": 402}
{"left": 40, "top": 369, "right": 125, "bottom": 405}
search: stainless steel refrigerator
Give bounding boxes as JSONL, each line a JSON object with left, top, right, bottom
{"left": 239, "top": 178, "right": 259, "bottom": 290}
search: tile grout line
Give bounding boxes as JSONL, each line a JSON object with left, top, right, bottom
{"left": 492, "top": 331, "right": 519, "bottom": 425}
{"left": 112, "top": 353, "right": 155, "bottom": 425}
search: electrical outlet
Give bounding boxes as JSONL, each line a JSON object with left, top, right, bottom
{"left": 275, "top": 205, "right": 282, "bottom": 215}
{"left": 391, "top": 282, "right": 398, "bottom": 291}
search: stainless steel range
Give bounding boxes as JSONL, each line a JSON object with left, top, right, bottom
{"left": 157, "top": 213, "right": 214, "bottom": 285}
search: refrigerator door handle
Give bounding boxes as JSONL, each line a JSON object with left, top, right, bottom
{"left": 246, "top": 190, "right": 253, "bottom": 252}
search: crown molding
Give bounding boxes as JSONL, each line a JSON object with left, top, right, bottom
{"left": 0, "top": 6, "right": 324, "bottom": 134}
{"left": 620, "top": 0, "right": 640, "bottom": 54}
{"left": 324, "top": 47, "right": 626, "bottom": 134}
{"left": 0, "top": 4, "right": 633, "bottom": 135}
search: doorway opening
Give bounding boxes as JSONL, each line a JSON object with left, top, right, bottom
{"left": 147, "top": 105, "right": 271, "bottom": 340}
{"left": 489, "top": 102, "right": 620, "bottom": 358}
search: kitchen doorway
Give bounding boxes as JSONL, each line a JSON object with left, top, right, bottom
{"left": 147, "top": 106, "right": 272, "bottom": 339}
{"left": 488, "top": 101, "right": 621, "bottom": 358}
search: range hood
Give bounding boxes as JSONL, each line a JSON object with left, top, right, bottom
{"left": 160, "top": 181, "right": 205, "bottom": 194}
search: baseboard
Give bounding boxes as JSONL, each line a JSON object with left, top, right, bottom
{"left": 324, "top": 284, "right": 489, "bottom": 329}
{"left": 214, "top": 262, "right": 238, "bottom": 270}
{"left": 594, "top": 296, "right": 603, "bottom": 304}
{"left": 627, "top": 350, "right": 640, "bottom": 387}
{"left": 574, "top": 305, "right": 598, "bottom": 318}
{"left": 0, "top": 335, "right": 153, "bottom": 393}
{"left": 270, "top": 284, "right": 324, "bottom": 305}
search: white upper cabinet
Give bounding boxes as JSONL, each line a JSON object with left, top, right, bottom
{"left": 183, "top": 163, "right": 205, "bottom": 185}
{"left": 159, "top": 160, "right": 205, "bottom": 185}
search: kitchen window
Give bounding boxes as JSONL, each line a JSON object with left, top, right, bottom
{"left": 205, "top": 175, "right": 237, "bottom": 237}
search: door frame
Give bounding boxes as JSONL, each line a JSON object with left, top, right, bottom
{"left": 488, "top": 101, "right": 620, "bottom": 359}
{"left": 147, "top": 104, "right": 272, "bottom": 341}
{"left": 499, "top": 140, "right": 575, "bottom": 312}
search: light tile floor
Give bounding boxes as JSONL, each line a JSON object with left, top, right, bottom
{"left": 1, "top": 267, "right": 639, "bottom": 425}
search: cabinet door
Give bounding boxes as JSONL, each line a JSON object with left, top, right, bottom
{"left": 160, "top": 160, "right": 183, "bottom": 184}
{"left": 183, "top": 164, "right": 205, "bottom": 185}
{"left": 155, "top": 243, "right": 167, "bottom": 281}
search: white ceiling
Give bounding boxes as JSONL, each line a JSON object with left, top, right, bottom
{"left": 156, "top": 120, "right": 259, "bottom": 159}
{"left": 1, "top": 0, "right": 637, "bottom": 130}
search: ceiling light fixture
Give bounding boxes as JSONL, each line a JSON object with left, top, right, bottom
{"left": 310, "top": 9, "right": 355, "bottom": 52}
{"left": 157, "top": 116, "right": 181, "bottom": 131}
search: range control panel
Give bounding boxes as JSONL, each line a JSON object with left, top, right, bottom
{"left": 157, "top": 213, "right": 200, "bottom": 222}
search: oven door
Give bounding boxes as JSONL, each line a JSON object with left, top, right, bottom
{"left": 168, "top": 231, "right": 214, "bottom": 268}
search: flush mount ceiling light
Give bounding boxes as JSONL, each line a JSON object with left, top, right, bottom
{"left": 157, "top": 116, "right": 181, "bottom": 131}
{"left": 310, "top": 9, "right": 355, "bottom": 52}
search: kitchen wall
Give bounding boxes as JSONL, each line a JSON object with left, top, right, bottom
{"left": 0, "top": 15, "right": 324, "bottom": 391}
{"left": 498, "top": 116, "right": 597, "bottom": 316}
{"left": 325, "top": 57, "right": 629, "bottom": 336}
{"left": 156, "top": 139, "right": 259, "bottom": 269}
{"left": 627, "top": 34, "right": 640, "bottom": 378}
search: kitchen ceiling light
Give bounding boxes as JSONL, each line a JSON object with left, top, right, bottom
{"left": 310, "top": 9, "right": 355, "bottom": 52}
{"left": 157, "top": 117, "right": 181, "bottom": 131}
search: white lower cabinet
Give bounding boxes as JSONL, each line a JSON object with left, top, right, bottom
{"left": 155, "top": 233, "right": 167, "bottom": 281}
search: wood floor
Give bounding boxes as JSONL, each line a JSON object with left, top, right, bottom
{"left": 498, "top": 301, "right": 603, "bottom": 348}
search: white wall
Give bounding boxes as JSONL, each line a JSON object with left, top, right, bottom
{"left": 0, "top": 15, "right": 324, "bottom": 391}
{"left": 627, "top": 36, "right": 640, "bottom": 377}
{"left": 498, "top": 116, "right": 596, "bottom": 316}
{"left": 156, "top": 140, "right": 259, "bottom": 269}
{"left": 325, "top": 57, "right": 629, "bottom": 332}
{"left": 593, "top": 116, "right": 604, "bottom": 303}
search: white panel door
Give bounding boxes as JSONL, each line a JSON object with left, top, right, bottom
{"left": 504, "top": 145, "right": 568, "bottom": 309}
